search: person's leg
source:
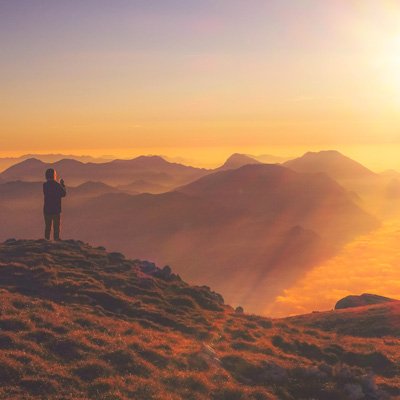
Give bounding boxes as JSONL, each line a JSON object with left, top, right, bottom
{"left": 53, "top": 214, "right": 61, "bottom": 241}
{"left": 44, "top": 214, "right": 52, "bottom": 240}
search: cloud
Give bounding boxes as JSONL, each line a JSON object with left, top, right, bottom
{"left": 265, "top": 218, "right": 400, "bottom": 317}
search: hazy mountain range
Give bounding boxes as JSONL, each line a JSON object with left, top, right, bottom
{"left": 0, "top": 152, "right": 380, "bottom": 313}
{"left": 0, "top": 155, "right": 210, "bottom": 189}
{"left": 0, "top": 153, "right": 113, "bottom": 172}
{"left": 0, "top": 152, "right": 290, "bottom": 173}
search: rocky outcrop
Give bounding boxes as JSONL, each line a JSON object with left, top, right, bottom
{"left": 335, "top": 293, "right": 396, "bottom": 310}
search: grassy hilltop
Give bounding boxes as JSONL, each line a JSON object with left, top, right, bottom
{"left": 0, "top": 240, "right": 398, "bottom": 399}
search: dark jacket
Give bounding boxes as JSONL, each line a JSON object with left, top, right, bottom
{"left": 43, "top": 180, "right": 66, "bottom": 214}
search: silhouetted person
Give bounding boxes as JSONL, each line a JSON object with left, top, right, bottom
{"left": 43, "top": 168, "right": 66, "bottom": 241}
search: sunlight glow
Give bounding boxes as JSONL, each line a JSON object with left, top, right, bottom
{"left": 379, "top": 34, "right": 400, "bottom": 96}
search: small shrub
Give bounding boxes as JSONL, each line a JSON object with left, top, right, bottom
{"left": 47, "top": 338, "right": 85, "bottom": 361}
{"left": 51, "top": 325, "right": 69, "bottom": 334}
{"left": 129, "top": 383, "right": 157, "bottom": 400}
{"left": 343, "top": 351, "right": 396, "bottom": 377}
{"left": 187, "top": 352, "right": 210, "bottom": 372}
{"left": 221, "top": 355, "right": 264, "bottom": 384}
{"left": 228, "top": 329, "right": 255, "bottom": 342}
{"left": 0, "top": 334, "right": 16, "bottom": 349}
{"left": 250, "top": 390, "right": 273, "bottom": 400}
{"left": 271, "top": 335, "right": 291, "bottom": 351}
{"left": 212, "top": 388, "right": 244, "bottom": 400}
{"left": 0, "top": 360, "right": 21, "bottom": 383}
{"left": 129, "top": 343, "right": 169, "bottom": 368}
{"left": 12, "top": 301, "right": 28, "bottom": 309}
{"left": 102, "top": 349, "right": 149, "bottom": 376}
{"left": 0, "top": 318, "right": 29, "bottom": 331}
{"left": 88, "top": 380, "right": 113, "bottom": 398}
{"left": 25, "top": 329, "right": 56, "bottom": 344}
{"left": 20, "top": 378, "right": 56, "bottom": 395}
{"left": 170, "top": 296, "right": 197, "bottom": 309}
{"left": 182, "top": 376, "right": 208, "bottom": 393}
{"left": 138, "top": 348, "right": 168, "bottom": 368}
{"left": 74, "top": 362, "right": 111, "bottom": 382}
{"left": 108, "top": 252, "right": 125, "bottom": 261}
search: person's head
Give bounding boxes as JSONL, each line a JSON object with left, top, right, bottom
{"left": 45, "top": 168, "right": 56, "bottom": 181}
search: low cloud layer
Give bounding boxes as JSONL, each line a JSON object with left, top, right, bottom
{"left": 266, "top": 218, "right": 400, "bottom": 317}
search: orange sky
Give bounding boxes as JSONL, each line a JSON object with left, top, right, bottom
{"left": 1, "top": 1, "right": 400, "bottom": 169}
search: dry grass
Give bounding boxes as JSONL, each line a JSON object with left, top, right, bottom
{"left": 0, "top": 239, "right": 399, "bottom": 399}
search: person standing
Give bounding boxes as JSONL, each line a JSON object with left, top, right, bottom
{"left": 43, "top": 168, "right": 66, "bottom": 241}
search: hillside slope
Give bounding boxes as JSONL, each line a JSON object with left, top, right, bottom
{"left": 287, "top": 300, "right": 400, "bottom": 338}
{"left": 0, "top": 240, "right": 398, "bottom": 399}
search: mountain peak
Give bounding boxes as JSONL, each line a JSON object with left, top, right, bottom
{"left": 135, "top": 154, "right": 168, "bottom": 163}
{"left": 218, "top": 153, "right": 261, "bottom": 170}
{"left": 284, "top": 150, "right": 375, "bottom": 180}
{"left": 16, "top": 157, "right": 44, "bottom": 166}
{"left": 113, "top": 155, "right": 170, "bottom": 166}
{"left": 303, "top": 150, "right": 342, "bottom": 158}
{"left": 1, "top": 157, "right": 45, "bottom": 177}
{"left": 52, "top": 159, "right": 85, "bottom": 168}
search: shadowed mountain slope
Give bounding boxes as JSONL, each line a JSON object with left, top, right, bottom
{"left": 283, "top": 151, "right": 400, "bottom": 218}
{"left": 176, "top": 164, "right": 377, "bottom": 244}
{"left": 284, "top": 150, "right": 376, "bottom": 181}
{"left": 117, "top": 179, "right": 169, "bottom": 194}
{"left": 0, "top": 240, "right": 398, "bottom": 399}
{"left": 71, "top": 181, "right": 122, "bottom": 197}
{"left": 0, "top": 181, "right": 121, "bottom": 204}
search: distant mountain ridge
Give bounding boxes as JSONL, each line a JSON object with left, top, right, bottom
{"left": 0, "top": 155, "right": 210, "bottom": 188}
{"left": 0, "top": 153, "right": 112, "bottom": 172}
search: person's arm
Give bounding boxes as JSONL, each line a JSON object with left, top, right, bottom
{"left": 59, "top": 180, "right": 67, "bottom": 197}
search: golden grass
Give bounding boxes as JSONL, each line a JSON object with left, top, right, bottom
{"left": 0, "top": 239, "right": 399, "bottom": 399}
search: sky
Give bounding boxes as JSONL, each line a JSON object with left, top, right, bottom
{"left": 1, "top": 0, "right": 400, "bottom": 169}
